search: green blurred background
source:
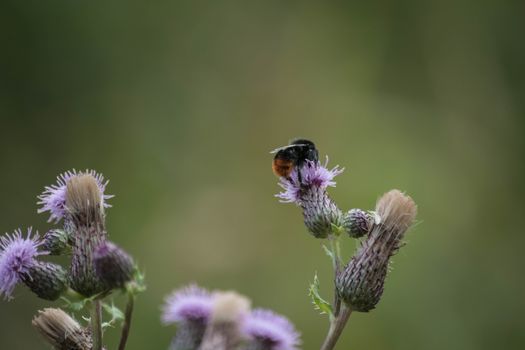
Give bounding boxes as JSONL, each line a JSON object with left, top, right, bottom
{"left": 1, "top": 1, "right": 524, "bottom": 349}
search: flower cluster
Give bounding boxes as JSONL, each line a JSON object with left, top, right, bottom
{"left": 162, "top": 284, "right": 301, "bottom": 350}
{"left": 1, "top": 169, "right": 143, "bottom": 350}
{"left": 273, "top": 139, "right": 418, "bottom": 349}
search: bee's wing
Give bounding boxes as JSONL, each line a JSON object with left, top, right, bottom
{"left": 269, "top": 144, "right": 306, "bottom": 154}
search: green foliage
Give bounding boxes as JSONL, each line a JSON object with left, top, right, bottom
{"left": 102, "top": 301, "right": 125, "bottom": 330}
{"left": 126, "top": 268, "right": 147, "bottom": 296}
{"left": 308, "top": 273, "right": 333, "bottom": 319}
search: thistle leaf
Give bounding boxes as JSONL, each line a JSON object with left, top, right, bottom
{"left": 330, "top": 223, "right": 345, "bottom": 236}
{"left": 102, "top": 301, "right": 124, "bottom": 322}
{"left": 308, "top": 273, "right": 333, "bottom": 317}
{"left": 322, "top": 244, "right": 335, "bottom": 260}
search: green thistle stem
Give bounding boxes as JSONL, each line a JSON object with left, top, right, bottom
{"left": 320, "top": 304, "right": 352, "bottom": 350}
{"left": 91, "top": 300, "right": 103, "bottom": 350}
{"left": 328, "top": 234, "right": 343, "bottom": 317}
{"left": 118, "top": 293, "right": 135, "bottom": 350}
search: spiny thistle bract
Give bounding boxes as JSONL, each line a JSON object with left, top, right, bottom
{"left": 21, "top": 261, "right": 68, "bottom": 301}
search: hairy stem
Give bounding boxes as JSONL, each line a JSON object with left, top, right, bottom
{"left": 118, "top": 293, "right": 135, "bottom": 350}
{"left": 328, "top": 235, "right": 342, "bottom": 317}
{"left": 91, "top": 300, "right": 103, "bottom": 350}
{"left": 320, "top": 305, "right": 352, "bottom": 350}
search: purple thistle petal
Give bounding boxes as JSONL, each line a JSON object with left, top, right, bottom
{"left": 0, "top": 228, "right": 47, "bottom": 300}
{"left": 242, "top": 308, "right": 301, "bottom": 350}
{"left": 37, "top": 169, "right": 114, "bottom": 223}
{"left": 276, "top": 158, "right": 343, "bottom": 204}
{"left": 162, "top": 284, "right": 214, "bottom": 325}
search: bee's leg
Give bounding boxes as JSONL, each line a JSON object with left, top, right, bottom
{"left": 297, "top": 167, "right": 303, "bottom": 184}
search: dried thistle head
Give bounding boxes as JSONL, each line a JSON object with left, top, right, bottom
{"left": 210, "top": 291, "right": 251, "bottom": 324}
{"left": 199, "top": 291, "right": 251, "bottom": 350}
{"left": 65, "top": 174, "right": 105, "bottom": 227}
{"left": 375, "top": 189, "right": 417, "bottom": 234}
{"left": 336, "top": 190, "right": 417, "bottom": 312}
{"left": 32, "top": 308, "right": 92, "bottom": 350}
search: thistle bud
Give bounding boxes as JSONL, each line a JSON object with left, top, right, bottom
{"left": 43, "top": 229, "right": 71, "bottom": 255}
{"left": 21, "top": 261, "right": 68, "bottom": 301}
{"left": 343, "top": 209, "right": 372, "bottom": 238}
{"left": 66, "top": 174, "right": 108, "bottom": 297}
{"left": 94, "top": 241, "right": 134, "bottom": 290}
{"left": 32, "top": 308, "right": 92, "bottom": 350}
{"left": 199, "top": 291, "right": 251, "bottom": 350}
{"left": 336, "top": 190, "right": 417, "bottom": 312}
{"left": 276, "top": 159, "right": 344, "bottom": 238}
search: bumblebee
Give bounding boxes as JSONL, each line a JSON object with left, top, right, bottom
{"left": 271, "top": 139, "right": 319, "bottom": 179}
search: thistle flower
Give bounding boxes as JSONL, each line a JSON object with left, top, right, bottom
{"left": 21, "top": 261, "right": 68, "bottom": 301}
{"left": 38, "top": 169, "right": 113, "bottom": 223}
{"left": 199, "top": 291, "right": 251, "bottom": 350}
{"left": 276, "top": 159, "right": 344, "bottom": 238}
{"left": 94, "top": 241, "right": 134, "bottom": 290}
{"left": 66, "top": 174, "right": 108, "bottom": 297}
{"left": 32, "top": 308, "right": 92, "bottom": 350}
{"left": 242, "top": 309, "right": 301, "bottom": 350}
{"left": 336, "top": 190, "right": 417, "bottom": 312}
{"left": 162, "top": 285, "right": 214, "bottom": 350}
{"left": 0, "top": 229, "right": 46, "bottom": 300}
{"left": 162, "top": 285, "right": 214, "bottom": 324}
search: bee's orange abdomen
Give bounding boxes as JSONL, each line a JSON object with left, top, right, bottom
{"left": 272, "top": 158, "right": 294, "bottom": 178}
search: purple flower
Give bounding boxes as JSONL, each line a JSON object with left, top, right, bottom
{"left": 0, "top": 229, "right": 47, "bottom": 300}
{"left": 242, "top": 309, "right": 301, "bottom": 350}
{"left": 276, "top": 158, "right": 343, "bottom": 204}
{"left": 37, "top": 169, "right": 113, "bottom": 223}
{"left": 162, "top": 285, "right": 214, "bottom": 325}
